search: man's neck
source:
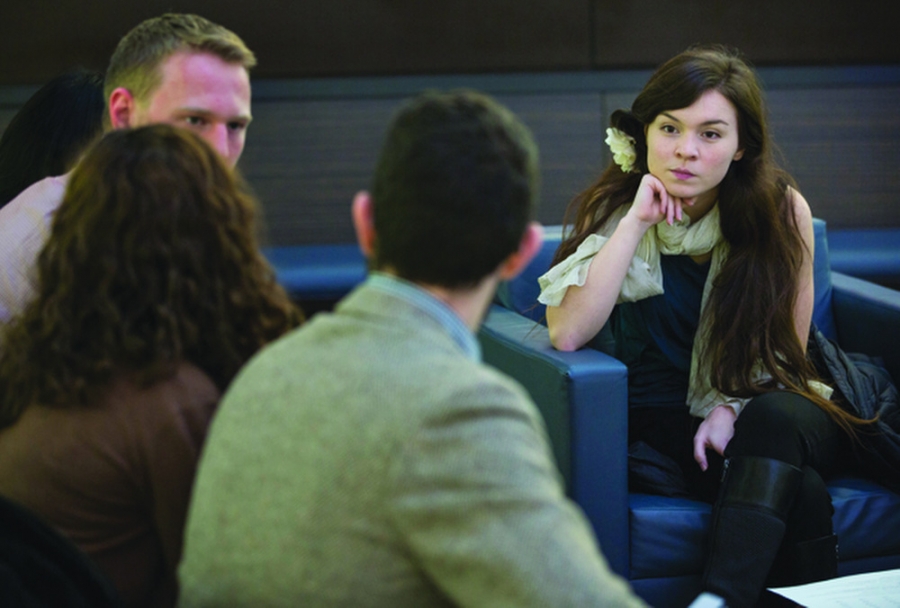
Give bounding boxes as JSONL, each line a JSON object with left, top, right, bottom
{"left": 378, "top": 268, "right": 498, "bottom": 332}
{"left": 420, "top": 277, "right": 499, "bottom": 332}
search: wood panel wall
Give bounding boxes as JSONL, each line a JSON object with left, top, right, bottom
{"left": 2, "top": 1, "right": 899, "bottom": 244}
{"left": 2, "top": 69, "right": 899, "bottom": 245}
{"left": 235, "top": 71, "right": 900, "bottom": 245}
{"left": 3, "top": 1, "right": 900, "bottom": 84}
{"left": 239, "top": 88, "right": 608, "bottom": 245}
{"left": 592, "top": 1, "right": 900, "bottom": 67}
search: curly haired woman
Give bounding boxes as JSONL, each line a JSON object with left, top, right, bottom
{"left": 539, "top": 45, "right": 888, "bottom": 607}
{"left": 0, "top": 124, "right": 302, "bottom": 607}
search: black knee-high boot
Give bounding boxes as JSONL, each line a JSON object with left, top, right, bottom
{"left": 767, "top": 534, "right": 838, "bottom": 588}
{"left": 701, "top": 456, "right": 803, "bottom": 608}
{"left": 766, "top": 465, "right": 838, "bottom": 588}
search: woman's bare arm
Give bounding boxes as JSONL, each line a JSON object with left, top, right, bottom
{"left": 547, "top": 173, "right": 692, "bottom": 351}
{"left": 790, "top": 188, "right": 815, "bottom": 353}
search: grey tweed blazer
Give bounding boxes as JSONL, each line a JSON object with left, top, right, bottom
{"left": 179, "top": 281, "right": 645, "bottom": 608}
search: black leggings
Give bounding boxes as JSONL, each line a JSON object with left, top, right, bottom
{"left": 726, "top": 391, "right": 851, "bottom": 541}
{"left": 630, "top": 391, "right": 852, "bottom": 523}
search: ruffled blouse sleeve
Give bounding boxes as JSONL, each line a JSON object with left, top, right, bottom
{"left": 688, "top": 388, "right": 750, "bottom": 420}
{"left": 537, "top": 232, "right": 664, "bottom": 308}
{"left": 687, "top": 370, "right": 835, "bottom": 419}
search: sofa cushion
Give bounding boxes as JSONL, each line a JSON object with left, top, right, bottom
{"left": 629, "top": 493, "right": 709, "bottom": 579}
{"left": 628, "top": 476, "right": 900, "bottom": 580}
{"left": 829, "top": 476, "right": 900, "bottom": 561}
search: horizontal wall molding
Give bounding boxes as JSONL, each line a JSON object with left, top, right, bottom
{"left": 3, "top": 65, "right": 900, "bottom": 106}
{"left": 251, "top": 65, "right": 900, "bottom": 101}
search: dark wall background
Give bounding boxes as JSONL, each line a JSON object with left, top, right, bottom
{"left": 591, "top": 2, "right": 900, "bottom": 67}
{"left": 1, "top": 1, "right": 899, "bottom": 245}
{"left": 2, "top": 0, "right": 899, "bottom": 83}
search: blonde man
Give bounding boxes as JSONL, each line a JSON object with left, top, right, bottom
{"left": 0, "top": 13, "right": 255, "bottom": 323}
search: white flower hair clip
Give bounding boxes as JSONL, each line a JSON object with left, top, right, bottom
{"left": 605, "top": 127, "right": 639, "bottom": 174}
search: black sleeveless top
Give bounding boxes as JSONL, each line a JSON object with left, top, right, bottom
{"left": 608, "top": 254, "right": 711, "bottom": 409}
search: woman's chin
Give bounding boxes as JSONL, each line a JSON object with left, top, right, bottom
{"left": 663, "top": 184, "right": 700, "bottom": 200}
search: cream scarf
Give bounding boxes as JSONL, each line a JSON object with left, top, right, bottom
{"left": 537, "top": 204, "right": 829, "bottom": 418}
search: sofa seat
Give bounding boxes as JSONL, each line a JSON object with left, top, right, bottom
{"left": 630, "top": 477, "right": 900, "bottom": 581}
{"left": 629, "top": 494, "right": 709, "bottom": 580}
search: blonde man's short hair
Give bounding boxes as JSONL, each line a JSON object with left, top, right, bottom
{"left": 104, "top": 13, "right": 256, "bottom": 104}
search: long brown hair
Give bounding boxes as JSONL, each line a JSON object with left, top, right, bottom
{"left": 0, "top": 124, "right": 302, "bottom": 426}
{"left": 555, "top": 45, "right": 868, "bottom": 432}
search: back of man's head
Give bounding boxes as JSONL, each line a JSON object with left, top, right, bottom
{"left": 104, "top": 13, "right": 256, "bottom": 105}
{"left": 370, "top": 90, "right": 539, "bottom": 289}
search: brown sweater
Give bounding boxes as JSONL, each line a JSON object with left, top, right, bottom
{"left": 0, "top": 363, "right": 219, "bottom": 607}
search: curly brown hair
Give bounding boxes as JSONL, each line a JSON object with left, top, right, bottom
{"left": 0, "top": 124, "right": 302, "bottom": 426}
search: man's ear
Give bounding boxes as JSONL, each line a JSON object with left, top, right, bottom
{"left": 498, "top": 222, "right": 543, "bottom": 281}
{"left": 107, "top": 88, "right": 139, "bottom": 129}
{"left": 351, "top": 191, "right": 377, "bottom": 259}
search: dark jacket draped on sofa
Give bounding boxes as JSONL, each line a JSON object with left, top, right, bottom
{"left": 811, "top": 328, "right": 900, "bottom": 492}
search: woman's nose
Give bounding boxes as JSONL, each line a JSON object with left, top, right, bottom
{"left": 676, "top": 135, "right": 698, "bottom": 159}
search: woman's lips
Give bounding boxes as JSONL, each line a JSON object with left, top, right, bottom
{"left": 671, "top": 169, "right": 695, "bottom": 180}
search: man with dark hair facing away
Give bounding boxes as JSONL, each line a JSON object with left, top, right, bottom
{"left": 178, "top": 90, "right": 646, "bottom": 608}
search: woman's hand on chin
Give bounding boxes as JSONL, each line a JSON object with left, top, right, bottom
{"left": 630, "top": 173, "right": 695, "bottom": 227}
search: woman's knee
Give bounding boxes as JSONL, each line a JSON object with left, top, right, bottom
{"left": 726, "top": 392, "right": 815, "bottom": 463}
{"left": 786, "top": 465, "right": 835, "bottom": 541}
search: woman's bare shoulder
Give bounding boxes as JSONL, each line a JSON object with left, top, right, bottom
{"left": 787, "top": 186, "right": 813, "bottom": 229}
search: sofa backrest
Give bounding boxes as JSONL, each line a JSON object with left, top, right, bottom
{"left": 494, "top": 225, "right": 562, "bottom": 324}
{"left": 496, "top": 218, "right": 838, "bottom": 341}
{"left": 812, "top": 218, "right": 837, "bottom": 340}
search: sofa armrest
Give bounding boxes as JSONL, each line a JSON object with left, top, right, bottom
{"left": 478, "top": 304, "right": 630, "bottom": 576}
{"left": 831, "top": 271, "right": 900, "bottom": 384}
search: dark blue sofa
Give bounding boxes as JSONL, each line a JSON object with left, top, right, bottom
{"left": 479, "top": 219, "right": 900, "bottom": 607}
{"left": 260, "top": 226, "right": 900, "bottom": 304}
{"left": 262, "top": 243, "right": 366, "bottom": 305}
{"left": 827, "top": 227, "right": 900, "bottom": 291}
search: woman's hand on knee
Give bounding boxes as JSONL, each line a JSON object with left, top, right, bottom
{"left": 693, "top": 405, "right": 737, "bottom": 471}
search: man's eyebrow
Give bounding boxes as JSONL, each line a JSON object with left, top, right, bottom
{"left": 178, "top": 107, "right": 253, "bottom": 122}
{"left": 660, "top": 111, "right": 730, "bottom": 127}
